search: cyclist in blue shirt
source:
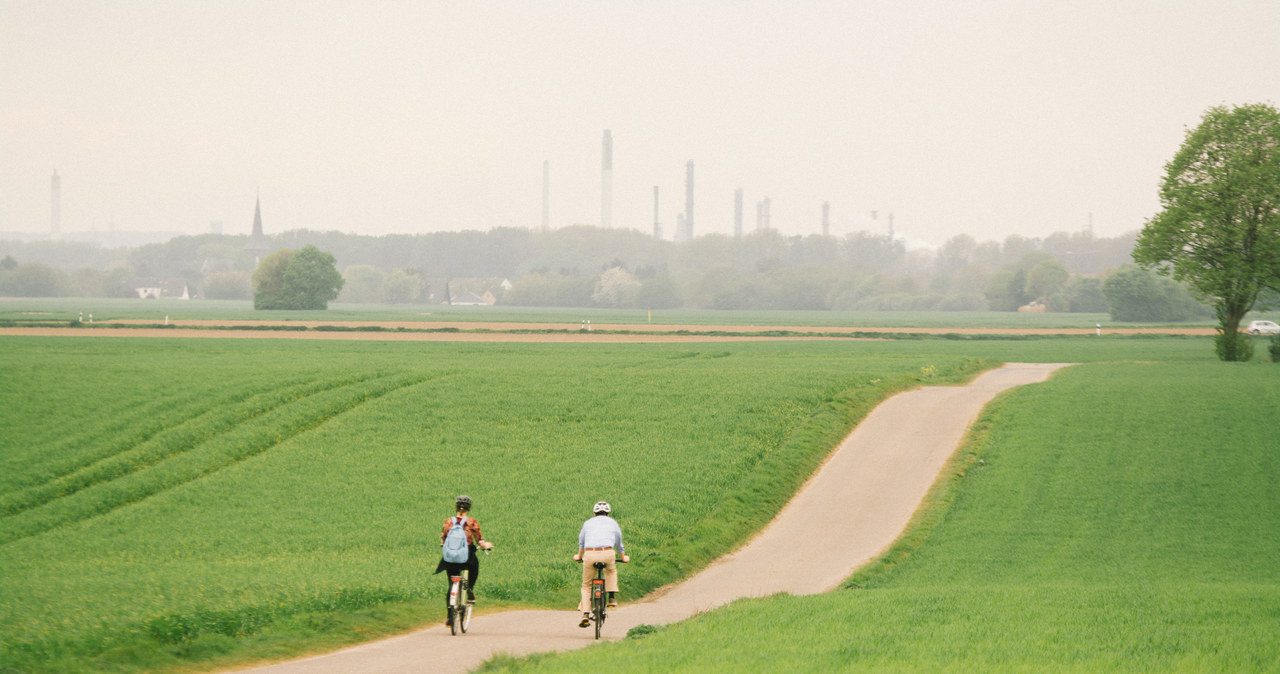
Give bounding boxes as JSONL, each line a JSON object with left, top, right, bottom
{"left": 573, "top": 501, "right": 629, "bottom": 628}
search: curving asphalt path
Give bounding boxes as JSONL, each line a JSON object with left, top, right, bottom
{"left": 237, "top": 362, "right": 1070, "bottom": 674}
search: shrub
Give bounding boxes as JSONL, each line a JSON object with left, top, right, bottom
{"left": 1214, "top": 330, "right": 1254, "bottom": 362}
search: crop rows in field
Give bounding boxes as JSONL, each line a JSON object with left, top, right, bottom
{"left": 1, "top": 369, "right": 431, "bottom": 544}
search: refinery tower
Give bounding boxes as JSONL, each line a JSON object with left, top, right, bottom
{"left": 601, "top": 130, "right": 613, "bottom": 228}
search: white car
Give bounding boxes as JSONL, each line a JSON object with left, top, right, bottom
{"left": 1246, "top": 320, "right": 1280, "bottom": 335}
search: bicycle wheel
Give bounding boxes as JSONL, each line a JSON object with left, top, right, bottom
{"left": 448, "top": 579, "right": 460, "bottom": 636}
{"left": 592, "top": 579, "right": 605, "bottom": 640}
{"left": 461, "top": 602, "right": 472, "bottom": 633}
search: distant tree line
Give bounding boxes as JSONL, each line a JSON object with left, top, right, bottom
{"left": 0, "top": 225, "right": 1217, "bottom": 321}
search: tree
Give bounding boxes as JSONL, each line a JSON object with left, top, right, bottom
{"left": 203, "top": 270, "right": 252, "bottom": 300}
{"left": 1102, "top": 265, "right": 1209, "bottom": 322}
{"left": 1024, "top": 258, "right": 1070, "bottom": 302}
{"left": 340, "top": 265, "right": 385, "bottom": 303}
{"left": 0, "top": 262, "right": 68, "bottom": 297}
{"left": 252, "top": 246, "right": 344, "bottom": 310}
{"left": 1133, "top": 103, "right": 1280, "bottom": 360}
{"left": 635, "top": 273, "right": 682, "bottom": 309}
{"left": 381, "top": 269, "right": 423, "bottom": 303}
{"left": 1060, "top": 276, "right": 1108, "bottom": 313}
{"left": 984, "top": 268, "right": 1030, "bottom": 311}
{"left": 592, "top": 267, "right": 640, "bottom": 307}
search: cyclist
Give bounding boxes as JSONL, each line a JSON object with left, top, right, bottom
{"left": 573, "top": 500, "right": 629, "bottom": 628}
{"left": 435, "top": 494, "right": 493, "bottom": 614}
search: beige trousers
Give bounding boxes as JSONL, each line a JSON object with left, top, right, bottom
{"left": 578, "top": 549, "right": 618, "bottom": 612}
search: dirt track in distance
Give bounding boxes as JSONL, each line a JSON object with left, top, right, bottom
{"left": 0, "top": 318, "right": 1215, "bottom": 342}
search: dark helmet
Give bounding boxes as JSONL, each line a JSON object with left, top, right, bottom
{"left": 593, "top": 501, "right": 611, "bottom": 515}
{"left": 455, "top": 494, "right": 472, "bottom": 510}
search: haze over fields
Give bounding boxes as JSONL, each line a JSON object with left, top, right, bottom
{"left": 2, "top": 0, "right": 1278, "bottom": 248}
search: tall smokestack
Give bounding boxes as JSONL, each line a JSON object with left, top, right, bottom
{"left": 757, "top": 197, "right": 771, "bottom": 231}
{"left": 51, "top": 171, "right": 61, "bottom": 240}
{"left": 734, "top": 188, "right": 743, "bottom": 238}
{"left": 684, "top": 160, "right": 694, "bottom": 240}
{"left": 822, "top": 201, "right": 830, "bottom": 237}
{"left": 601, "top": 130, "right": 613, "bottom": 228}
{"left": 653, "top": 186, "right": 662, "bottom": 239}
{"left": 542, "top": 160, "right": 550, "bottom": 231}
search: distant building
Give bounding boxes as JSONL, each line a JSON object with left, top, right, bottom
{"left": 433, "top": 278, "right": 510, "bottom": 305}
{"left": 449, "top": 290, "right": 497, "bottom": 306}
{"left": 132, "top": 278, "right": 190, "bottom": 300}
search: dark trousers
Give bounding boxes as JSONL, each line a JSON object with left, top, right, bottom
{"left": 441, "top": 545, "right": 480, "bottom": 606}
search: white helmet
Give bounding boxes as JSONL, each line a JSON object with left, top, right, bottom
{"left": 593, "top": 501, "right": 611, "bottom": 514}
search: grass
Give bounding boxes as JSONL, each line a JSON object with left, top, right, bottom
{"left": 2, "top": 321, "right": 1271, "bottom": 671}
{"left": 0, "top": 336, "right": 990, "bottom": 672}
{"left": 481, "top": 361, "right": 1280, "bottom": 672}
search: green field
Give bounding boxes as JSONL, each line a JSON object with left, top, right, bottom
{"left": 2, "top": 328, "right": 1274, "bottom": 672}
{"left": 1, "top": 336, "right": 997, "bottom": 672}
{"left": 485, "top": 362, "right": 1280, "bottom": 672}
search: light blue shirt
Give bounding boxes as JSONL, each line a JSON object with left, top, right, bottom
{"left": 578, "top": 515, "right": 624, "bottom": 554}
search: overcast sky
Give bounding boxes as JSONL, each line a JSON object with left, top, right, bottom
{"left": 2, "top": 0, "right": 1278, "bottom": 248}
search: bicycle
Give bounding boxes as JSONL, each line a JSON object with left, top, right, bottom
{"left": 445, "top": 548, "right": 490, "bottom": 636}
{"left": 584, "top": 558, "right": 626, "bottom": 640}
{"left": 446, "top": 567, "right": 472, "bottom": 636}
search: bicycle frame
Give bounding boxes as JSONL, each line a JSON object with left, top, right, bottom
{"left": 590, "top": 562, "right": 607, "bottom": 639}
{"left": 447, "top": 568, "right": 471, "bottom": 636}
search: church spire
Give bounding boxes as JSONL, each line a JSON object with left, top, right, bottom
{"left": 245, "top": 193, "right": 269, "bottom": 264}
{"left": 251, "top": 194, "right": 264, "bottom": 238}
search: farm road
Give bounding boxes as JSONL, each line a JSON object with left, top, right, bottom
{"left": 0, "top": 318, "right": 1214, "bottom": 342}
{"left": 238, "top": 362, "right": 1070, "bottom": 674}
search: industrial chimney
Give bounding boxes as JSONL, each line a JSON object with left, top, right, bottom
{"left": 734, "top": 188, "right": 743, "bottom": 238}
{"left": 653, "top": 186, "right": 662, "bottom": 239}
{"left": 684, "top": 160, "right": 695, "bottom": 240}
{"left": 542, "top": 160, "right": 550, "bottom": 232}
{"left": 601, "top": 131, "right": 613, "bottom": 228}
{"left": 51, "top": 171, "right": 61, "bottom": 240}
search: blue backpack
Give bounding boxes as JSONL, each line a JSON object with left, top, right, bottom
{"left": 442, "top": 516, "right": 470, "bottom": 564}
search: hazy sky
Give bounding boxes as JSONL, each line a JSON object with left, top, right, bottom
{"left": 2, "top": 0, "right": 1278, "bottom": 248}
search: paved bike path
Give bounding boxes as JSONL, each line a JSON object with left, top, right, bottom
{"left": 240, "top": 362, "right": 1069, "bottom": 674}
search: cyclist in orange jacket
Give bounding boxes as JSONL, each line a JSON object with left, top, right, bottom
{"left": 435, "top": 495, "right": 494, "bottom": 608}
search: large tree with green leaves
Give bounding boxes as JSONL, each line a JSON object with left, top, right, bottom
{"left": 1134, "top": 103, "right": 1280, "bottom": 360}
{"left": 252, "top": 245, "right": 345, "bottom": 310}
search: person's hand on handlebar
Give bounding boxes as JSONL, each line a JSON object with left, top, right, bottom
{"left": 480, "top": 540, "right": 494, "bottom": 550}
{"left": 620, "top": 554, "right": 630, "bottom": 563}
{"left": 573, "top": 552, "right": 582, "bottom": 562}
